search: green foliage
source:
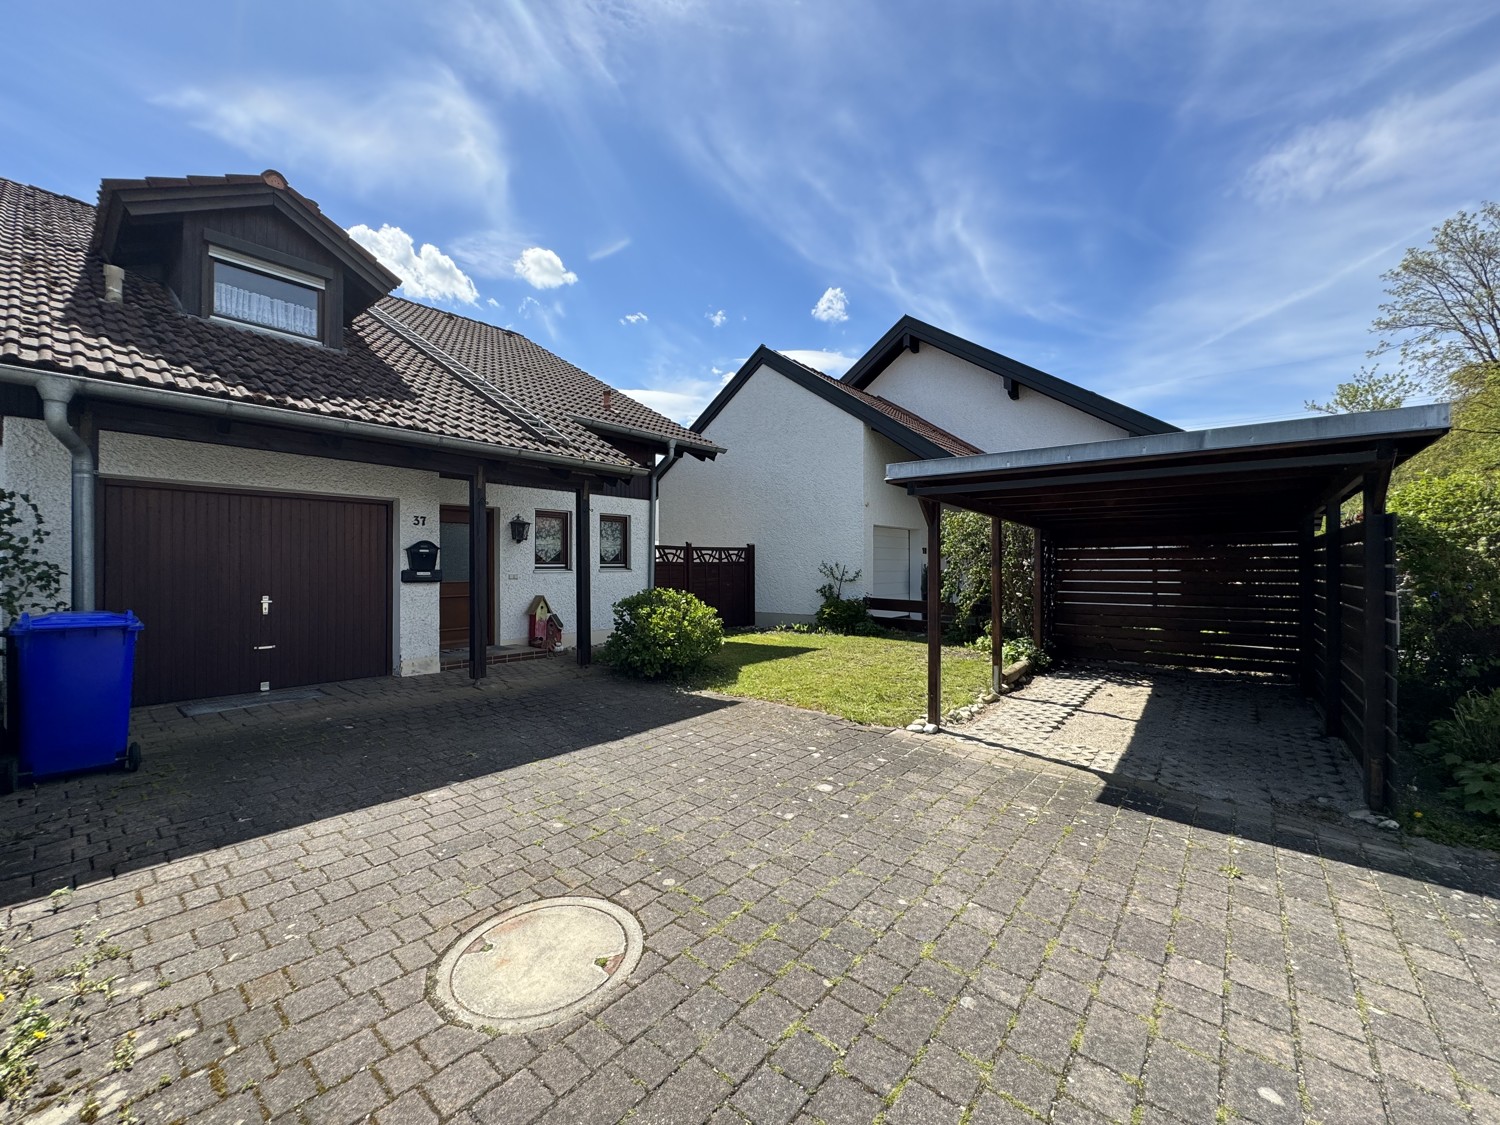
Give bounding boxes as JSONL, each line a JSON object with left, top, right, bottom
{"left": 1305, "top": 366, "right": 1422, "bottom": 415}
{"left": 970, "top": 624, "right": 1051, "bottom": 670}
{"left": 1389, "top": 473, "right": 1500, "bottom": 734}
{"left": 0, "top": 994, "right": 54, "bottom": 1102}
{"left": 815, "top": 597, "right": 873, "bottom": 634}
{"left": 940, "top": 511, "right": 1035, "bottom": 643}
{"left": 600, "top": 588, "right": 723, "bottom": 679}
{"left": 814, "top": 561, "right": 872, "bottom": 634}
{"left": 1420, "top": 689, "right": 1500, "bottom": 818}
{"left": 0, "top": 490, "right": 66, "bottom": 626}
{"left": 1371, "top": 202, "right": 1500, "bottom": 394}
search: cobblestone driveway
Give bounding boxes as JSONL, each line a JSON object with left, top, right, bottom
{"left": 2, "top": 663, "right": 1497, "bottom": 1124}
{"left": 954, "top": 666, "right": 1369, "bottom": 813}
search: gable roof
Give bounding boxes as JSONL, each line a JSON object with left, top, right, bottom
{"left": 0, "top": 176, "right": 716, "bottom": 473}
{"left": 841, "top": 315, "right": 1179, "bottom": 437}
{"left": 689, "top": 346, "right": 982, "bottom": 461}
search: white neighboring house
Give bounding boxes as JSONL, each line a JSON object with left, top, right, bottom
{"left": 0, "top": 170, "right": 719, "bottom": 705}
{"left": 658, "top": 318, "right": 1176, "bottom": 624}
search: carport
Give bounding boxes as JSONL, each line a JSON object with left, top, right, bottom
{"left": 890, "top": 405, "right": 1451, "bottom": 810}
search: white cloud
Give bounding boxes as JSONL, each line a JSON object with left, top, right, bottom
{"left": 513, "top": 247, "right": 579, "bottom": 289}
{"left": 346, "top": 223, "right": 479, "bottom": 304}
{"left": 778, "top": 349, "right": 857, "bottom": 378}
{"left": 158, "top": 71, "right": 507, "bottom": 212}
{"left": 811, "top": 287, "right": 849, "bottom": 323}
{"left": 706, "top": 309, "right": 727, "bottom": 328}
{"left": 589, "top": 237, "right": 632, "bottom": 261}
{"left": 620, "top": 312, "right": 649, "bottom": 325}
{"left": 619, "top": 365, "right": 736, "bottom": 427}
{"left": 515, "top": 294, "right": 563, "bottom": 340}
{"left": 487, "top": 297, "right": 501, "bottom": 309}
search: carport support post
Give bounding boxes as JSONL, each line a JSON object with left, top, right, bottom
{"left": 990, "top": 517, "right": 1004, "bottom": 694}
{"left": 1361, "top": 463, "right": 1393, "bottom": 809}
{"left": 921, "top": 498, "right": 942, "bottom": 728}
{"left": 468, "top": 463, "right": 488, "bottom": 681}
{"left": 576, "top": 482, "right": 592, "bottom": 667}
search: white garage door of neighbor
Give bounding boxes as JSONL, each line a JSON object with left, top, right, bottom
{"left": 873, "top": 526, "right": 912, "bottom": 599}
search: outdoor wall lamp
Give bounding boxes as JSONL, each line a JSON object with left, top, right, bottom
{"left": 509, "top": 514, "right": 532, "bottom": 543}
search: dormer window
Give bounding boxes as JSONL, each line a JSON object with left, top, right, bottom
{"left": 209, "top": 246, "right": 324, "bottom": 342}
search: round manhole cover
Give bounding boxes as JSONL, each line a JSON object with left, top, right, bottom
{"left": 431, "top": 897, "right": 644, "bottom": 1033}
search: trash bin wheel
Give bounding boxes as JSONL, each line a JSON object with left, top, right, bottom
{"left": 0, "top": 757, "right": 16, "bottom": 795}
{"left": 124, "top": 742, "right": 142, "bottom": 773}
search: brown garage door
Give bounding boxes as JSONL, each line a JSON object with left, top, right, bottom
{"left": 100, "top": 481, "right": 392, "bottom": 705}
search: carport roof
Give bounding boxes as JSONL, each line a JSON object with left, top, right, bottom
{"left": 887, "top": 404, "right": 1451, "bottom": 538}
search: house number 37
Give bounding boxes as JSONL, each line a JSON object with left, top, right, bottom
{"left": 411, "top": 515, "right": 428, "bottom": 527}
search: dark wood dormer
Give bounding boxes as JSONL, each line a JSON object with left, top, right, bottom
{"left": 91, "top": 170, "right": 400, "bottom": 349}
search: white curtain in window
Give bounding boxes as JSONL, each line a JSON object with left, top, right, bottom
{"left": 214, "top": 280, "right": 319, "bottom": 337}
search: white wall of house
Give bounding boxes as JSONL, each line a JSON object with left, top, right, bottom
{"left": 443, "top": 481, "right": 650, "bottom": 647}
{"left": 862, "top": 429, "right": 928, "bottom": 610}
{"left": 659, "top": 364, "right": 867, "bottom": 623}
{"left": 866, "top": 347, "right": 1130, "bottom": 452}
{"left": 1, "top": 420, "right": 647, "bottom": 674}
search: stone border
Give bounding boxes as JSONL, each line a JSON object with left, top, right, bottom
{"left": 428, "top": 896, "right": 645, "bottom": 1035}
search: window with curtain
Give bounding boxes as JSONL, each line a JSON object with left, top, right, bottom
{"left": 534, "top": 510, "right": 570, "bottom": 569}
{"left": 599, "top": 514, "right": 629, "bottom": 568}
{"left": 211, "top": 258, "right": 321, "bottom": 340}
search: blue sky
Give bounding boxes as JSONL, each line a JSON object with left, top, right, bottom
{"left": 5, "top": 1, "right": 1498, "bottom": 430}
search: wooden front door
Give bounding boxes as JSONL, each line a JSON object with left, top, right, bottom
{"left": 99, "top": 481, "right": 392, "bottom": 705}
{"left": 439, "top": 506, "right": 496, "bottom": 650}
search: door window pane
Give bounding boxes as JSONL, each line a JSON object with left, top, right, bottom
{"left": 440, "top": 520, "right": 470, "bottom": 582}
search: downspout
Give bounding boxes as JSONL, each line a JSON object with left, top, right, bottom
{"left": 34, "top": 375, "right": 96, "bottom": 611}
{"left": 646, "top": 439, "right": 677, "bottom": 588}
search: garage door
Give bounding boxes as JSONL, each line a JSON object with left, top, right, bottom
{"left": 100, "top": 481, "right": 392, "bottom": 705}
{"left": 873, "top": 526, "right": 912, "bottom": 599}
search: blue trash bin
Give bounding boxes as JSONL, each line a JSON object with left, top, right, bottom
{"left": 5, "top": 611, "right": 144, "bottom": 783}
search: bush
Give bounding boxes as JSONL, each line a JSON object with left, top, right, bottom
{"left": 1389, "top": 472, "right": 1500, "bottom": 737}
{"left": 600, "top": 589, "right": 723, "bottom": 679}
{"left": 815, "top": 597, "right": 872, "bottom": 634}
{"left": 814, "top": 561, "right": 872, "bottom": 634}
{"left": 971, "top": 623, "right": 1052, "bottom": 670}
{"left": 1420, "top": 688, "right": 1500, "bottom": 818}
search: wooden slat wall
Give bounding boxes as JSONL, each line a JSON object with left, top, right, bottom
{"left": 1307, "top": 517, "right": 1399, "bottom": 801}
{"left": 1051, "top": 535, "right": 1302, "bottom": 675}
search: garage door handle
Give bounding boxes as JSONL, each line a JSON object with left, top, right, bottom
{"left": 252, "top": 645, "right": 277, "bottom": 651}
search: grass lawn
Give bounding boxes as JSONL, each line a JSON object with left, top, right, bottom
{"left": 685, "top": 629, "right": 992, "bottom": 727}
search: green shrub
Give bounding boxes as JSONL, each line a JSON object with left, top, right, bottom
{"left": 971, "top": 623, "right": 1052, "bottom": 671}
{"left": 815, "top": 597, "right": 872, "bottom": 634}
{"left": 1390, "top": 472, "right": 1500, "bottom": 737}
{"left": 813, "top": 561, "right": 873, "bottom": 635}
{"left": 1421, "top": 688, "right": 1500, "bottom": 818}
{"left": 600, "top": 589, "right": 723, "bottom": 679}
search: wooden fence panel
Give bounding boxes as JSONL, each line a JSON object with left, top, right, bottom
{"left": 1051, "top": 535, "right": 1302, "bottom": 675}
{"left": 654, "top": 544, "right": 756, "bottom": 627}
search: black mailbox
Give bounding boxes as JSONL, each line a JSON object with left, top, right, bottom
{"left": 401, "top": 539, "right": 441, "bottom": 583}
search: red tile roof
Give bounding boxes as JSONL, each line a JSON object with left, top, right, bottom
{"left": 0, "top": 176, "right": 713, "bottom": 470}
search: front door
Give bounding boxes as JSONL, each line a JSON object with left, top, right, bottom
{"left": 439, "top": 506, "right": 496, "bottom": 650}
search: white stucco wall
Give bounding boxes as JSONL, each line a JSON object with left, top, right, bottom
{"left": 862, "top": 430, "right": 929, "bottom": 603}
{"left": 0, "top": 420, "right": 73, "bottom": 608}
{"left": 866, "top": 347, "right": 1130, "bottom": 452}
{"left": 659, "top": 364, "right": 867, "bottom": 623}
{"left": 444, "top": 481, "right": 650, "bottom": 647}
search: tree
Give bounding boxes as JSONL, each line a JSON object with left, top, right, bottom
{"left": 1372, "top": 201, "right": 1500, "bottom": 397}
{"left": 1305, "top": 366, "right": 1422, "bottom": 415}
{"left": 939, "top": 510, "right": 1034, "bottom": 642}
